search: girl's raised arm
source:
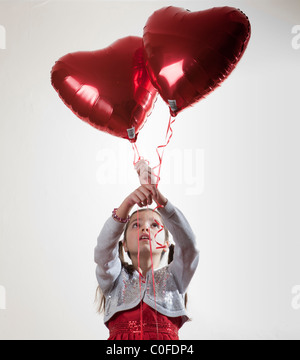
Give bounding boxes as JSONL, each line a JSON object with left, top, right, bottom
{"left": 94, "top": 185, "right": 158, "bottom": 295}
{"left": 141, "top": 183, "right": 199, "bottom": 294}
{"left": 94, "top": 215, "right": 125, "bottom": 295}
{"left": 154, "top": 194, "right": 199, "bottom": 294}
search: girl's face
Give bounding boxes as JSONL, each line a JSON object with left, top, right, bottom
{"left": 123, "top": 210, "right": 168, "bottom": 257}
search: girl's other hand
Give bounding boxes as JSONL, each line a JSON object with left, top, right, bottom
{"left": 141, "top": 184, "right": 168, "bottom": 208}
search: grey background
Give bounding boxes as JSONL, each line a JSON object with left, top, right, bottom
{"left": 0, "top": 0, "right": 299, "bottom": 339}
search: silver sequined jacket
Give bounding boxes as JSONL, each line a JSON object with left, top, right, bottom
{"left": 94, "top": 199, "right": 200, "bottom": 325}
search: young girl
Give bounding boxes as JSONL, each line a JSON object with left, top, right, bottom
{"left": 94, "top": 183, "right": 199, "bottom": 340}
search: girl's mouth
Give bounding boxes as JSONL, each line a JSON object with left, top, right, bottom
{"left": 139, "top": 235, "right": 150, "bottom": 241}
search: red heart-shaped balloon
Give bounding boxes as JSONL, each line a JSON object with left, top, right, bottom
{"left": 143, "top": 6, "right": 251, "bottom": 116}
{"left": 51, "top": 36, "right": 158, "bottom": 142}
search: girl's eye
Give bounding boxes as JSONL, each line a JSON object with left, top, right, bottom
{"left": 132, "top": 222, "right": 160, "bottom": 228}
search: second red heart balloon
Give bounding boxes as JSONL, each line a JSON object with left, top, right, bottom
{"left": 143, "top": 6, "right": 251, "bottom": 116}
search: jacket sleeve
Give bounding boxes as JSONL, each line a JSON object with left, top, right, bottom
{"left": 94, "top": 216, "right": 125, "bottom": 295}
{"left": 158, "top": 200, "right": 200, "bottom": 294}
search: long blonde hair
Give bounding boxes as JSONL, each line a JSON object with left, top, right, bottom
{"left": 95, "top": 208, "right": 187, "bottom": 313}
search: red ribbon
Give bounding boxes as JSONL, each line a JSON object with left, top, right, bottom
{"left": 131, "top": 115, "right": 176, "bottom": 339}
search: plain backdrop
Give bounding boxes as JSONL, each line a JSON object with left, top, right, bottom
{"left": 0, "top": 0, "right": 300, "bottom": 339}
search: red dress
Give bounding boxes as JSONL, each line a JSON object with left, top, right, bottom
{"left": 106, "top": 300, "right": 182, "bottom": 340}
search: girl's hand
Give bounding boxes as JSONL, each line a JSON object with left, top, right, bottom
{"left": 141, "top": 184, "right": 168, "bottom": 208}
{"left": 115, "top": 185, "right": 168, "bottom": 222}
{"left": 133, "top": 160, "right": 167, "bottom": 207}
{"left": 125, "top": 185, "right": 154, "bottom": 208}
{"left": 115, "top": 186, "right": 155, "bottom": 221}
{"left": 134, "top": 159, "right": 157, "bottom": 185}
{"left": 126, "top": 184, "right": 167, "bottom": 208}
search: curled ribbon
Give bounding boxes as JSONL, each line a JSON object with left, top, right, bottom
{"left": 130, "top": 115, "right": 176, "bottom": 339}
